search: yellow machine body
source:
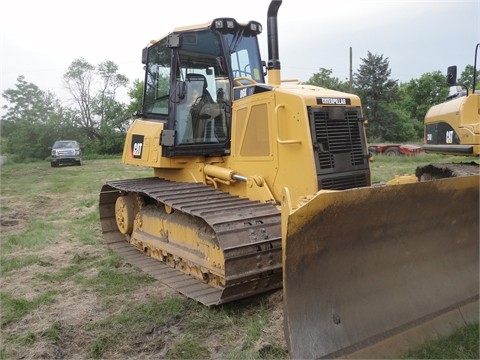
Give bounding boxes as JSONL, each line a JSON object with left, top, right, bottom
{"left": 121, "top": 85, "right": 362, "bottom": 206}
{"left": 424, "top": 93, "right": 480, "bottom": 155}
{"left": 100, "top": 3, "right": 371, "bottom": 305}
{"left": 424, "top": 56, "right": 480, "bottom": 156}
{"left": 99, "top": 0, "right": 479, "bottom": 355}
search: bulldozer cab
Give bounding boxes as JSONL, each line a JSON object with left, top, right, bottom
{"left": 142, "top": 19, "right": 264, "bottom": 158}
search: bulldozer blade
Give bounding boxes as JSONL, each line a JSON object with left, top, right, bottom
{"left": 282, "top": 175, "right": 479, "bottom": 359}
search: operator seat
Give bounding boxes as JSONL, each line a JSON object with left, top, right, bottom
{"left": 186, "top": 73, "right": 214, "bottom": 139}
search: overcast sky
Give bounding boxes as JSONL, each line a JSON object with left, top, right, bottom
{"left": 1, "top": 0, "right": 479, "bottom": 106}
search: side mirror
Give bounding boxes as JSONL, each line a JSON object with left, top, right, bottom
{"left": 176, "top": 81, "right": 187, "bottom": 100}
{"left": 262, "top": 60, "right": 268, "bottom": 76}
{"left": 446, "top": 66, "right": 457, "bottom": 86}
{"left": 142, "top": 47, "right": 148, "bottom": 65}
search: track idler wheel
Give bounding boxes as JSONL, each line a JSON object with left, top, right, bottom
{"left": 115, "top": 194, "right": 137, "bottom": 234}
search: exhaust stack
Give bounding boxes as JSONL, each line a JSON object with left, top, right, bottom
{"left": 267, "top": 0, "right": 282, "bottom": 86}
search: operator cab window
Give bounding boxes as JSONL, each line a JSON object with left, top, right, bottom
{"left": 145, "top": 22, "right": 265, "bottom": 157}
{"left": 143, "top": 38, "right": 170, "bottom": 117}
{"left": 174, "top": 30, "right": 231, "bottom": 147}
{"left": 224, "top": 33, "right": 264, "bottom": 83}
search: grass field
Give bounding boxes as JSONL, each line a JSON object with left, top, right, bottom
{"left": 0, "top": 155, "right": 478, "bottom": 359}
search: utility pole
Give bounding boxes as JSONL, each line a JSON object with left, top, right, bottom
{"left": 349, "top": 47, "right": 353, "bottom": 92}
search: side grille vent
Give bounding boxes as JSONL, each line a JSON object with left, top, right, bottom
{"left": 311, "top": 108, "right": 365, "bottom": 170}
{"left": 309, "top": 106, "right": 370, "bottom": 190}
{"left": 320, "top": 173, "right": 369, "bottom": 190}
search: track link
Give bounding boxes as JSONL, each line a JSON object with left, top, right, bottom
{"left": 99, "top": 177, "right": 282, "bottom": 305}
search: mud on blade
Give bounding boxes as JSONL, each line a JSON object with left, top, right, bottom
{"left": 282, "top": 175, "right": 479, "bottom": 359}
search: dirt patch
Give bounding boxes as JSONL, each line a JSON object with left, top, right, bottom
{"left": 0, "top": 211, "right": 28, "bottom": 232}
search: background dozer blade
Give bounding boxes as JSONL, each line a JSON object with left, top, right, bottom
{"left": 282, "top": 175, "right": 479, "bottom": 359}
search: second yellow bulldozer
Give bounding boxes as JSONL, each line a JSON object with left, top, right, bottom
{"left": 99, "top": 0, "right": 479, "bottom": 357}
{"left": 423, "top": 43, "right": 480, "bottom": 157}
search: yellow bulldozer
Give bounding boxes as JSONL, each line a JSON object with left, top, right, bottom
{"left": 423, "top": 43, "right": 480, "bottom": 156}
{"left": 99, "top": 1, "right": 479, "bottom": 357}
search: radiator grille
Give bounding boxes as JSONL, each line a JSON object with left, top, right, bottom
{"left": 311, "top": 108, "right": 365, "bottom": 170}
{"left": 320, "top": 173, "right": 369, "bottom": 190}
{"left": 309, "top": 106, "right": 370, "bottom": 190}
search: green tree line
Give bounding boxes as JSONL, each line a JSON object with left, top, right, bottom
{"left": 304, "top": 52, "right": 477, "bottom": 142}
{"left": 1, "top": 54, "right": 477, "bottom": 162}
{"left": 1, "top": 58, "right": 143, "bottom": 162}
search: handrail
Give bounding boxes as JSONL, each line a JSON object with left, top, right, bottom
{"left": 275, "top": 104, "right": 302, "bottom": 144}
